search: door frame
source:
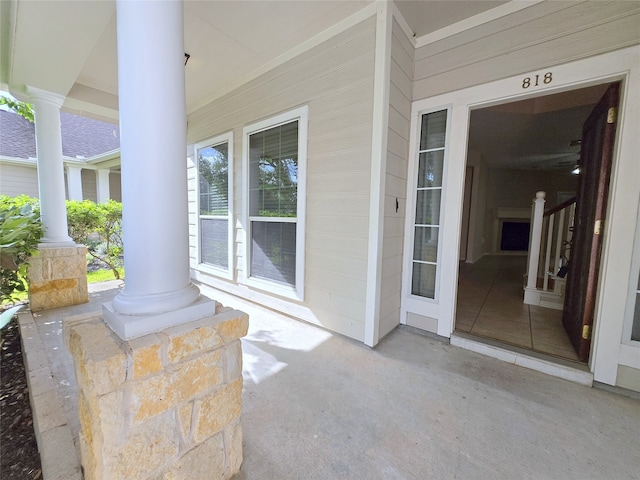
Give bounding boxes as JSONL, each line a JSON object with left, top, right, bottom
{"left": 400, "top": 46, "right": 639, "bottom": 383}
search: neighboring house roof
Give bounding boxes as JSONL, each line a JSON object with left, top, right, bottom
{"left": 0, "top": 110, "right": 120, "bottom": 160}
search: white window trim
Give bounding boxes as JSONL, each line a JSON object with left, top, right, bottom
{"left": 401, "top": 106, "right": 453, "bottom": 311}
{"left": 242, "top": 106, "right": 308, "bottom": 301}
{"left": 622, "top": 197, "right": 640, "bottom": 348}
{"left": 194, "top": 132, "right": 234, "bottom": 280}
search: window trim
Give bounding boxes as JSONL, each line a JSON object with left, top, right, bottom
{"left": 242, "top": 106, "right": 308, "bottom": 300}
{"left": 402, "top": 106, "right": 452, "bottom": 305}
{"left": 622, "top": 198, "right": 640, "bottom": 347}
{"left": 194, "top": 132, "right": 234, "bottom": 280}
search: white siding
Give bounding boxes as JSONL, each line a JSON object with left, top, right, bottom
{"left": 0, "top": 163, "right": 39, "bottom": 197}
{"left": 187, "top": 18, "right": 376, "bottom": 341}
{"left": 413, "top": 1, "right": 640, "bottom": 101}
{"left": 379, "top": 18, "right": 413, "bottom": 338}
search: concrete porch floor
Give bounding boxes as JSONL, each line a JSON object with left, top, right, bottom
{"left": 18, "top": 281, "right": 640, "bottom": 480}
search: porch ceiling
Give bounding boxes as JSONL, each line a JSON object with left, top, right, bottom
{"left": 2, "top": 0, "right": 508, "bottom": 122}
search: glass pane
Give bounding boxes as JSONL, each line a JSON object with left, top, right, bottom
{"left": 419, "top": 110, "right": 447, "bottom": 150}
{"left": 198, "top": 143, "right": 228, "bottom": 215}
{"left": 417, "top": 151, "right": 444, "bottom": 188}
{"left": 249, "top": 121, "right": 298, "bottom": 217}
{"left": 411, "top": 262, "right": 436, "bottom": 298}
{"left": 200, "top": 218, "right": 228, "bottom": 269}
{"left": 633, "top": 270, "right": 640, "bottom": 341}
{"left": 251, "top": 221, "right": 296, "bottom": 286}
{"left": 413, "top": 226, "right": 439, "bottom": 262}
{"left": 415, "top": 190, "right": 441, "bottom": 225}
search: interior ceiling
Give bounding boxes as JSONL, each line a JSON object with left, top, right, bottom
{"left": 468, "top": 83, "right": 611, "bottom": 172}
{"left": 4, "top": 0, "right": 511, "bottom": 120}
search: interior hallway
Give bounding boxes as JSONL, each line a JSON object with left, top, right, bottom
{"left": 456, "top": 255, "right": 581, "bottom": 362}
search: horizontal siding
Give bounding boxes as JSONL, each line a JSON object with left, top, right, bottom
{"left": 380, "top": 18, "right": 414, "bottom": 338}
{"left": 81, "top": 169, "right": 97, "bottom": 202}
{"left": 109, "top": 172, "right": 122, "bottom": 202}
{"left": 187, "top": 17, "right": 376, "bottom": 341}
{"left": 413, "top": 1, "right": 640, "bottom": 100}
{"left": 0, "top": 163, "right": 39, "bottom": 197}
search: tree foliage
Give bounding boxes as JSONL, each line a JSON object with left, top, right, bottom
{"left": 0, "top": 195, "right": 43, "bottom": 303}
{"left": 66, "top": 200, "right": 123, "bottom": 279}
{"left": 0, "top": 96, "right": 34, "bottom": 123}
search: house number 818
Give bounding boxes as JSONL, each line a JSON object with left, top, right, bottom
{"left": 522, "top": 72, "right": 552, "bottom": 89}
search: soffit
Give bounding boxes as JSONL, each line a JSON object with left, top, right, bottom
{"left": 5, "top": 0, "right": 524, "bottom": 120}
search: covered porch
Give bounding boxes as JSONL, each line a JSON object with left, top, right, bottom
{"left": 19, "top": 281, "right": 640, "bottom": 480}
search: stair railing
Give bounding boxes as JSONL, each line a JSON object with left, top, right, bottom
{"left": 525, "top": 191, "right": 576, "bottom": 298}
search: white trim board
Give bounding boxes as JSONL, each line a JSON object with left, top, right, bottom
{"left": 193, "top": 131, "right": 234, "bottom": 281}
{"left": 364, "top": 0, "right": 393, "bottom": 347}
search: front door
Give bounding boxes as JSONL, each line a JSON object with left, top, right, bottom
{"left": 562, "top": 83, "right": 620, "bottom": 362}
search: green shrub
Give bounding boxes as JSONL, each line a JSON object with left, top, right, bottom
{"left": 0, "top": 195, "right": 43, "bottom": 303}
{"left": 66, "top": 200, "right": 123, "bottom": 279}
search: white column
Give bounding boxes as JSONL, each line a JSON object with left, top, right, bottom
{"left": 27, "top": 86, "right": 75, "bottom": 246}
{"left": 66, "top": 165, "right": 84, "bottom": 201}
{"left": 526, "top": 191, "right": 546, "bottom": 290}
{"left": 96, "top": 169, "right": 111, "bottom": 203}
{"left": 104, "top": 0, "right": 211, "bottom": 340}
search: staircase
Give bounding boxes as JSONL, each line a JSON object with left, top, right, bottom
{"left": 523, "top": 191, "right": 576, "bottom": 310}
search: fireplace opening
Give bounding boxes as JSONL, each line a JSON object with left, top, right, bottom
{"left": 500, "top": 220, "right": 530, "bottom": 251}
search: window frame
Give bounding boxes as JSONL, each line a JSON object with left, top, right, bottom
{"left": 403, "top": 106, "right": 452, "bottom": 305}
{"left": 194, "top": 132, "right": 234, "bottom": 280}
{"left": 622, "top": 199, "right": 640, "bottom": 347}
{"left": 242, "top": 106, "right": 308, "bottom": 300}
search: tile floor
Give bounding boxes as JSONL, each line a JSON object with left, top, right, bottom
{"left": 455, "top": 255, "right": 581, "bottom": 362}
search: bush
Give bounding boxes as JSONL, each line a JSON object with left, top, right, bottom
{"left": 0, "top": 196, "right": 43, "bottom": 303}
{"left": 66, "top": 200, "right": 123, "bottom": 279}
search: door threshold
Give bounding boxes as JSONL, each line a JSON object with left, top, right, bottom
{"left": 450, "top": 332, "right": 593, "bottom": 386}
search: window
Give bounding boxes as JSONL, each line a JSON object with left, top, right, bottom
{"left": 632, "top": 271, "right": 640, "bottom": 342}
{"left": 195, "top": 133, "right": 233, "bottom": 278}
{"left": 243, "top": 107, "right": 308, "bottom": 299}
{"left": 410, "top": 110, "right": 448, "bottom": 299}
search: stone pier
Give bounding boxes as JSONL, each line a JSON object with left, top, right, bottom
{"left": 28, "top": 246, "right": 88, "bottom": 311}
{"left": 64, "top": 305, "right": 248, "bottom": 480}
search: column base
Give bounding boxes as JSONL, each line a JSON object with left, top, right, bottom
{"left": 64, "top": 305, "right": 249, "bottom": 480}
{"left": 103, "top": 295, "right": 216, "bottom": 341}
{"left": 28, "top": 245, "right": 88, "bottom": 311}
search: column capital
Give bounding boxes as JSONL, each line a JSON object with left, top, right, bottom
{"left": 26, "top": 86, "right": 66, "bottom": 108}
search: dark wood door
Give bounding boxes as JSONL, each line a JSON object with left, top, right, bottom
{"left": 562, "top": 83, "right": 620, "bottom": 362}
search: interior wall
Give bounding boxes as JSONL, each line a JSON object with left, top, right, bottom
{"left": 465, "top": 150, "right": 488, "bottom": 263}
{"left": 483, "top": 168, "right": 577, "bottom": 255}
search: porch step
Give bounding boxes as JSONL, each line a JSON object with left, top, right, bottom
{"left": 450, "top": 332, "right": 593, "bottom": 386}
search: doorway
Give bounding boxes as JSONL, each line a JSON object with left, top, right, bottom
{"left": 455, "top": 82, "right": 619, "bottom": 363}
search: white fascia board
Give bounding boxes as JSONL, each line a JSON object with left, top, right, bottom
{"left": 0, "top": 156, "right": 37, "bottom": 167}
{"left": 85, "top": 148, "right": 121, "bottom": 167}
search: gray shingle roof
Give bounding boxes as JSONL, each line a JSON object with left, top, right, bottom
{"left": 0, "top": 110, "right": 120, "bottom": 160}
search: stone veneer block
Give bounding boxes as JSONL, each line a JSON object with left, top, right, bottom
{"left": 193, "top": 378, "right": 243, "bottom": 444}
{"left": 129, "top": 334, "right": 164, "bottom": 379}
{"left": 64, "top": 307, "right": 248, "bottom": 480}
{"left": 29, "top": 245, "right": 89, "bottom": 311}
